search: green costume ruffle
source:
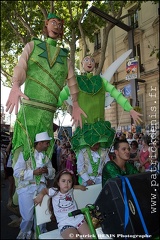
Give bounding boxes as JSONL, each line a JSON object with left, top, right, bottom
{"left": 12, "top": 38, "right": 68, "bottom": 162}
{"left": 71, "top": 120, "right": 115, "bottom": 150}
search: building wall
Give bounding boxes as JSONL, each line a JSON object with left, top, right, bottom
{"left": 79, "top": 1, "right": 159, "bottom": 133}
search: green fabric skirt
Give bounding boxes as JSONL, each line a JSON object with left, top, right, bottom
{"left": 71, "top": 120, "right": 115, "bottom": 151}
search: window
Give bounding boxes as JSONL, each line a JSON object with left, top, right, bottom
{"left": 128, "top": 9, "right": 139, "bottom": 29}
{"left": 94, "top": 31, "right": 101, "bottom": 51}
{"left": 135, "top": 44, "right": 141, "bottom": 69}
{"left": 135, "top": 44, "right": 144, "bottom": 73}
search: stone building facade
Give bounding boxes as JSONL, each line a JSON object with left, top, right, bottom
{"left": 79, "top": 2, "right": 159, "bottom": 134}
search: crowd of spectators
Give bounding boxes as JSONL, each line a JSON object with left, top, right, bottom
{"left": 109, "top": 131, "right": 159, "bottom": 172}
{"left": 52, "top": 130, "right": 78, "bottom": 183}
{"left": 52, "top": 129, "right": 159, "bottom": 186}
{"left": 1, "top": 128, "right": 159, "bottom": 233}
{"left": 2, "top": 130, "right": 159, "bottom": 192}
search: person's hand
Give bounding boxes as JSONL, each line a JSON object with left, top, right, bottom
{"left": 130, "top": 109, "right": 143, "bottom": 125}
{"left": 86, "top": 179, "right": 95, "bottom": 186}
{"left": 6, "top": 83, "right": 29, "bottom": 114}
{"left": 34, "top": 194, "right": 43, "bottom": 206}
{"left": 33, "top": 168, "right": 42, "bottom": 176}
{"left": 41, "top": 166, "right": 48, "bottom": 174}
{"left": 74, "top": 184, "right": 88, "bottom": 190}
{"left": 71, "top": 101, "right": 87, "bottom": 128}
{"left": 79, "top": 185, "right": 88, "bottom": 191}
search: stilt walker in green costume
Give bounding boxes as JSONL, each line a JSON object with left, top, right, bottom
{"left": 58, "top": 55, "right": 142, "bottom": 185}
{"left": 5, "top": 13, "right": 86, "bottom": 205}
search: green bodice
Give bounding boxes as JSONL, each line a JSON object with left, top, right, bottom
{"left": 76, "top": 74, "right": 105, "bottom": 124}
{"left": 25, "top": 38, "right": 68, "bottom": 102}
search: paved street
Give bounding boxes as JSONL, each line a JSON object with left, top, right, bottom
{"left": 1, "top": 179, "right": 19, "bottom": 239}
{"left": 1, "top": 178, "right": 57, "bottom": 239}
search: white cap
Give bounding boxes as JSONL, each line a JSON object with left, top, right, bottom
{"left": 35, "top": 132, "right": 52, "bottom": 143}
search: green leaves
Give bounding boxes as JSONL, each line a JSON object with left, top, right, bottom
{"left": 1, "top": 1, "right": 145, "bottom": 86}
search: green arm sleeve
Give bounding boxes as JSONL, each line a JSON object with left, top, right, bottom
{"left": 102, "top": 162, "right": 121, "bottom": 187}
{"left": 126, "top": 162, "right": 139, "bottom": 174}
{"left": 102, "top": 78, "right": 133, "bottom": 112}
{"left": 57, "top": 85, "right": 70, "bottom": 107}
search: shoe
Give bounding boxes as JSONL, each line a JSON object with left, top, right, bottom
{"left": 16, "top": 230, "right": 26, "bottom": 239}
{"left": 7, "top": 198, "right": 13, "bottom": 206}
{"left": 7, "top": 203, "right": 21, "bottom": 216}
{"left": 8, "top": 217, "right": 22, "bottom": 227}
{"left": 26, "top": 231, "right": 32, "bottom": 239}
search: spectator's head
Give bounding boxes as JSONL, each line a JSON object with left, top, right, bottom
{"left": 142, "top": 135, "right": 151, "bottom": 146}
{"left": 139, "top": 133, "right": 144, "bottom": 139}
{"left": 66, "top": 142, "right": 71, "bottom": 148}
{"left": 55, "top": 139, "right": 61, "bottom": 145}
{"left": 114, "top": 139, "right": 129, "bottom": 150}
{"left": 61, "top": 143, "right": 66, "bottom": 148}
{"left": 69, "top": 149, "right": 76, "bottom": 159}
{"left": 114, "top": 140, "right": 130, "bottom": 161}
{"left": 134, "top": 133, "right": 139, "bottom": 140}
{"left": 119, "top": 133, "right": 126, "bottom": 140}
{"left": 128, "top": 132, "right": 133, "bottom": 139}
{"left": 130, "top": 140, "right": 138, "bottom": 149}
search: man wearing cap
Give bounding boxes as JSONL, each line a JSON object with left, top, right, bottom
{"left": 13, "top": 131, "right": 55, "bottom": 239}
{"left": 5, "top": 12, "right": 87, "bottom": 175}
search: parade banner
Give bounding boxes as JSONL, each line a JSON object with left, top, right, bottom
{"left": 126, "top": 58, "right": 138, "bottom": 80}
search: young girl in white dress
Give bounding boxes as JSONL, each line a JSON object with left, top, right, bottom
{"left": 34, "top": 169, "right": 92, "bottom": 239}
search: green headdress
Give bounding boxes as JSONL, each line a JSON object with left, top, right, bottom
{"left": 47, "top": 13, "right": 61, "bottom": 20}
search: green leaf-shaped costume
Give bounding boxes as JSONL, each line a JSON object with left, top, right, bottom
{"left": 12, "top": 38, "right": 68, "bottom": 164}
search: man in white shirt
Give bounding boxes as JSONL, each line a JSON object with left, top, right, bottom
{"left": 14, "top": 131, "right": 55, "bottom": 239}
{"left": 127, "top": 132, "right": 134, "bottom": 146}
{"left": 77, "top": 142, "right": 110, "bottom": 186}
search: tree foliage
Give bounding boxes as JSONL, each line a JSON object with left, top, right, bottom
{"left": 2, "top": 0, "right": 153, "bottom": 88}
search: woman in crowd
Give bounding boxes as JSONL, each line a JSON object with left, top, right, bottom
{"left": 129, "top": 140, "right": 140, "bottom": 171}
{"left": 139, "top": 136, "right": 151, "bottom": 172}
